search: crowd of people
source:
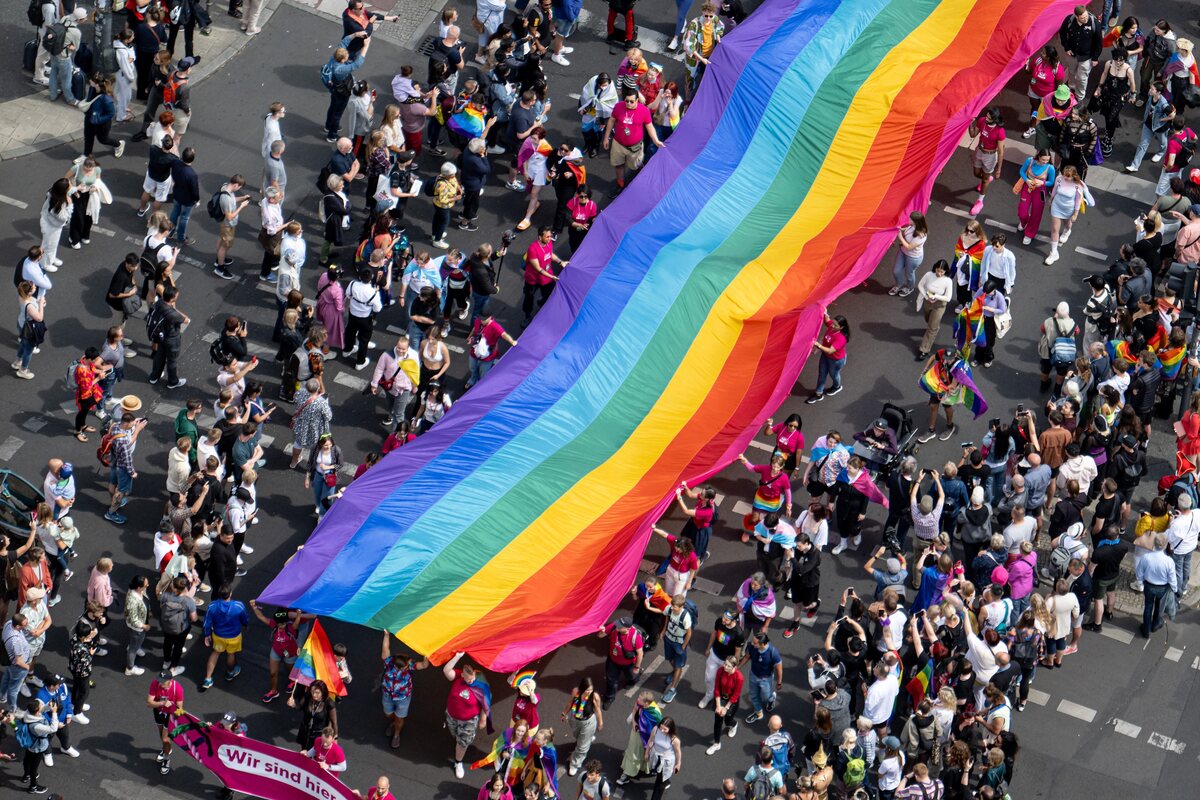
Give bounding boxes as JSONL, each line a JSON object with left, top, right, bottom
{"left": 3, "top": 0, "right": 1198, "bottom": 799}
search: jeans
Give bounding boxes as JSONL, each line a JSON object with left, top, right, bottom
{"left": 1128, "top": 123, "right": 1166, "bottom": 170}
{"left": 748, "top": 674, "right": 775, "bottom": 713}
{"left": 892, "top": 252, "right": 922, "bottom": 291}
{"left": 1143, "top": 582, "right": 1169, "bottom": 635}
{"left": 48, "top": 55, "right": 75, "bottom": 104}
{"left": 1173, "top": 551, "right": 1192, "bottom": 598}
{"left": 468, "top": 355, "right": 494, "bottom": 386}
{"left": 1, "top": 664, "right": 29, "bottom": 711}
{"left": 985, "top": 466, "right": 1006, "bottom": 506}
{"left": 1156, "top": 167, "right": 1179, "bottom": 197}
{"left": 673, "top": 0, "right": 690, "bottom": 37}
{"left": 432, "top": 206, "right": 452, "bottom": 242}
{"left": 150, "top": 340, "right": 181, "bottom": 385}
{"left": 384, "top": 390, "right": 412, "bottom": 426}
{"left": 471, "top": 291, "right": 493, "bottom": 321}
{"left": 325, "top": 90, "right": 350, "bottom": 138}
{"left": 815, "top": 355, "right": 846, "bottom": 394}
{"left": 312, "top": 473, "right": 338, "bottom": 514}
{"left": 127, "top": 627, "right": 147, "bottom": 669}
{"left": 170, "top": 201, "right": 195, "bottom": 242}
{"left": 16, "top": 338, "right": 34, "bottom": 369}
{"left": 1102, "top": 0, "right": 1121, "bottom": 23}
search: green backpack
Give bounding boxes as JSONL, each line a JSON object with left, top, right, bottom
{"left": 843, "top": 757, "right": 866, "bottom": 787}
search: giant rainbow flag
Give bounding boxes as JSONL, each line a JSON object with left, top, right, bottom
{"left": 261, "top": 0, "right": 1076, "bottom": 669}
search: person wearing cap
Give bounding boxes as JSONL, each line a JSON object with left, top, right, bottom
{"left": 102, "top": 412, "right": 147, "bottom": 526}
{"left": 1, "top": 614, "right": 34, "bottom": 712}
{"left": 596, "top": 616, "right": 644, "bottom": 709}
{"left": 46, "top": 8, "right": 89, "bottom": 107}
{"left": 147, "top": 670, "right": 185, "bottom": 774}
{"left": 36, "top": 674, "right": 81, "bottom": 760}
{"left": 324, "top": 34, "right": 373, "bottom": 142}
{"left": 163, "top": 58, "right": 196, "bottom": 144}
{"left": 864, "top": 546, "right": 907, "bottom": 602}
{"left": 877, "top": 733, "right": 905, "bottom": 797}
{"left": 854, "top": 419, "right": 899, "bottom": 469}
{"left": 18, "top": 586, "right": 52, "bottom": 696}
{"left": 41, "top": 459, "right": 75, "bottom": 522}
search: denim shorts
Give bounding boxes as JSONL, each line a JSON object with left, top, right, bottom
{"left": 662, "top": 637, "right": 688, "bottom": 669}
{"left": 109, "top": 466, "right": 133, "bottom": 495}
{"left": 383, "top": 692, "right": 412, "bottom": 718}
{"left": 1044, "top": 635, "right": 1067, "bottom": 655}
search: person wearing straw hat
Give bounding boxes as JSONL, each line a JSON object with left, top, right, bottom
{"left": 104, "top": 410, "right": 148, "bottom": 526}
{"left": 18, "top": 586, "right": 52, "bottom": 697}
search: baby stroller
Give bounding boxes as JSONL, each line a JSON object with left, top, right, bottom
{"left": 852, "top": 403, "right": 918, "bottom": 480}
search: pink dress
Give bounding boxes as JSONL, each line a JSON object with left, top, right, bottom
{"left": 316, "top": 273, "right": 346, "bottom": 350}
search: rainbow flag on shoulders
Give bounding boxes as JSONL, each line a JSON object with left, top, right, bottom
{"left": 1158, "top": 345, "right": 1187, "bottom": 381}
{"left": 288, "top": 619, "right": 347, "bottom": 697}
{"left": 448, "top": 105, "right": 487, "bottom": 140}
{"left": 952, "top": 293, "right": 985, "bottom": 353}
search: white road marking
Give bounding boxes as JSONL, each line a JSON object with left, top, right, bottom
{"left": 151, "top": 402, "right": 180, "bottom": 418}
{"left": 59, "top": 401, "right": 77, "bottom": 416}
{"left": 90, "top": 225, "right": 117, "bottom": 237}
{"left": 943, "top": 205, "right": 971, "bottom": 220}
{"left": 1112, "top": 719, "right": 1142, "bottom": 738}
{"left": 623, "top": 654, "right": 664, "bottom": 698}
{"left": 0, "top": 194, "right": 29, "bottom": 209}
{"left": 386, "top": 325, "right": 406, "bottom": 335}
{"left": 713, "top": 494, "right": 725, "bottom": 506}
{"left": 21, "top": 417, "right": 49, "bottom": 433}
{"left": 1056, "top": 699, "right": 1097, "bottom": 723}
{"left": 259, "top": 435, "right": 275, "bottom": 449}
{"left": 983, "top": 218, "right": 1017, "bottom": 232}
{"left": 333, "top": 371, "right": 368, "bottom": 392}
{"left": 1147, "top": 732, "right": 1187, "bottom": 753}
{"left": 1191, "top": 656, "right": 1200, "bottom": 670}
{"left": 1074, "top": 246, "right": 1108, "bottom": 261}
{"left": 732, "top": 500, "right": 753, "bottom": 517}
{"left": 1098, "top": 626, "right": 1134, "bottom": 645}
{"left": 748, "top": 440, "right": 774, "bottom": 452}
{"left": 1165, "top": 647, "right": 1184, "bottom": 662}
{"left": 0, "top": 436, "right": 25, "bottom": 461}
{"left": 690, "top": 577, "right": 724, "bottom": 596}
{"left": 1025, "top": 688, "right": 1050, "bottom": 706}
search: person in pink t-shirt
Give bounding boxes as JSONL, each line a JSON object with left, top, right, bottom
{"left": 521, "top": 226, "right": 568, "bottom": 325}
{"left": 306, "top": 725, "right": 347, "bottom": 772}
{"left": 602, "top": 88, "right": 663, "bottom": 189}
{"left": 968, "top": 106, "right": 1007, "bottom": 216}
{"left": 807, "top": 313, "right": 851, "bottom": 404}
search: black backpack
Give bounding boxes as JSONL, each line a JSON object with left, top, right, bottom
{"left": 27, "top": 0, "right": 43, "bottom": 26}
{"left": 42, "top": 22, "right": 67, "bottom": 57}
{"left": 139, "top": 239, "right": 169, "bottom": 280}
{"left": 145, "top": 303, "right": 168, "bottom": 344}
{"left": 205, "top": 189, "right": 228, "bottom": 222}
{"left": 1177, "top": 133, "right": 1197, "bottom": 170}
{"left": 209, "top": 337, "right": 233, "bottom": 366}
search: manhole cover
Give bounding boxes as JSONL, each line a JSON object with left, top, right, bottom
{"left": 415, "top": 35, "right": 437, "bottom": 56}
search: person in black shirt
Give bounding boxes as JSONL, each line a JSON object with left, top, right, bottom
{"left": 430, "top": 26, "right": 466, "bottom": 93}
{"left": 147, "top": 285, "right": 189, "bottom": 388}
{"left": 106, "top": 254, "right": 141, "bottom": 329}
{"left": 169, "top": 147, "right": 200, "bottom": 247}
{"left": 468, "top": 242, "right": 507, "bottom": 320}
{"left": 1084, "top": 524, "right": 1130, "bottom": 632}
{"left": 138, "top": 134, "right": 180, "bottom": 217}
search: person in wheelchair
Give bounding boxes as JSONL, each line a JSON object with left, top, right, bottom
{"left": 852, "top": 418, "right": 898, "bottom": 473}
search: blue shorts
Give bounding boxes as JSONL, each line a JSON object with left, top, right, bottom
{"left": 383, "top": 692, "right": 412, "bottom": 718}
{"left": 663, "top": 637, "right": 688, "bottom": 669}
{"left": 109, "top": 467, "right": 133, "bottom": 495}
{"left": 268, "top": 649, "right": 297, "bottom": 665}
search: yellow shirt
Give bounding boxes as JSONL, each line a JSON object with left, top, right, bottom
{"left": 700, "top": 22, "right": 715, "bottom": 58}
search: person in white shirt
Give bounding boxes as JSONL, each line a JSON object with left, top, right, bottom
{"left": 370, "top": 336, "right": 420, "bottom": 427}
{"left": 344, "top": 268, "right": 384, "bottom": 369}
{"left": 980, "top": 234, "right": 1016, "bottom": 294}
{"left": 914, "top": 259, "right": 953, "bottom": 360}
{"left": 261, "top": 102, "right": 285, "bottom": 160}
{"left": 1002, "top": 506, "right": 1036, "bottom": 555}
{"left": 863, "top": 662, "right": 900, "bottom": 728}
{"left": 1055, "top": 445, "right": 1098, "bottom": 495}
{"left": 1167, "top": 493, "right": 1200, "bottom": 599}
{"left": 871, "top": 589, "right": 906, "bottom": 653}
{"left": 474, "top": 0, "right": 509, "bottom": 61}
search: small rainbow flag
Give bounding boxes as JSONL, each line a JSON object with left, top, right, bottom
{"left": 951, "top": 361, "right": 989, "bottom": 420}
{"left": 905, "top": 657, "right": 933, "bottom": 707}
{"left": 1107, "top": 339, "right": 1136, "bottom": 364}
{"left": 1158, "top": 345, "right": 1187, "bottom": 381}
{"left": 952, "top": 294, "right": 985, "bottom": 353}
{"left": 448, "top": 105, "right": 486, "bottom": 140}
{"left": 288, "top": 619, "right": 347, "bottom": 697}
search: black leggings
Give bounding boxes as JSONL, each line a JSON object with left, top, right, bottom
{"left": 68, "top": 192, "right": 94, "bottom": 245}
{"left": 522, "top": 281, "right": 554, "bottom": 320}
{"left": 72, "top": 670, "right": 91, "bottom": 711}
{"left": 22, "top": 749, "right": 41, "bottom": 783}
{"left": 74, "top": 397, "right": 97, "bottom": 434}
{"left": 163, "top": 630, "right": 188, "bottom": 668}
{"left": 1016, "top": 658, "right": 1035, "bottom": 703}
{"left": 712, "top": 702, "right": 738, "bottom": 744}
{"left": 443, "top": 283, "right": 470, "bottom": 320}
{"left": 84, "top": 119, "right": 120, "bottom": 157}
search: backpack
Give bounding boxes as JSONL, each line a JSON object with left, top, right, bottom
{"left": 96, "top": 423, "right": 119, "bottom": 467}
{"left": 209, "top": 337, "right": 233, "bottom": 367}
{"left": 160, "top": 593, "right": 190, "bottom": 634}
{"left": 619, "top": 626, "right": 646, "bottom": 660}
{"left": 1094, "top": 292, "right": 1118, "bottom": 335}
{"left": 42, "top": 22, "right": 67, "bottom": 57}
{"left": 761, "top": 732, "right": 794, "bottom": 775}
{"left": 145, "top": 302, "right": 169, "bottom": 344}
{"left": 205, "top": 189, "right": 229, "bottom": 222}
{"left": 320, "top": 59, "right": 353, "bottom": 97}
{"left": 161, "top": 73, "right": 185, "bottom": 107}
{"left": 1177, "top": 132, "right": 1197, "bottom": 170}
{"left": 1050, "top": 319, "right": 1076, "bottom": 366}
{"left": 139, "top": 239, "right": 168, "bottom": 280}
{"left": 15, "top": 720, "right": 34, "bottom": 750}
{"left": 744, "top": 767, "right": 777, "bottom": 800}
{"left": 842, "top": 757, "right": 866, "bottom": 788}
{"left": 991, "top": 599, "right": 1013, "bottom": 634}
{"left": 1010, "top": 631, "right": 1038, "bottom": 666}
{"left": 27, "top": 0, "right": 42, "bottom": 27}
{"left": 682, "top": 598, "right": 699, "bottom": 629}
{"left": 63, "top": 359, "right": 81, "bottom": 393}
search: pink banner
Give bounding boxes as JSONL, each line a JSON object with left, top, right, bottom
{"left": 168, "top": 712, "right": 357, "bottom": 800}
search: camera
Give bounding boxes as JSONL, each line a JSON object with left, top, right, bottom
{"left": 882, "top": 530, "right": 902, "bottom": 555}
{"left": 500, "top": 229, "right": 517, "bottom": 247}
{"left": 961, "top": 442, "right": 975, "bottom": 449}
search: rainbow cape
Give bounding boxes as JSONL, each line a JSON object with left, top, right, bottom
{"left": 448, "top": 105, "right": 487, "bottom": 140}
{"left": 635, "top": 701, "right": 664, "bottom": 747}
{"left": 259, "top": 0, "right": 1075, "bottom": 670}
{"left": 470, "top": 726, "right": 531, "bottom": 781}
{"left": 1158, "top": 345, "right": 1186, "bottom": 381}
{"left": 954, "top": 235, "right": 986, "bottom": 295}
{"left": 288, "top": 619, "right": 347, "bottom": 697}
{"left": 918, "top": 358, "right": 988, "bottom": 419}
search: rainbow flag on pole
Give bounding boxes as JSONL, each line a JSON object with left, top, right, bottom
{"left": 288, "top": 619, "right": 347, "bottom": 697}
{"left": 952, "top": 293, "right": 985, "bottom": 353}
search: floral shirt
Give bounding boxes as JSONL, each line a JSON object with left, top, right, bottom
{"left": 381, "top": 656, "right": 413, "bottom": 701}
{"left": 69, "top": 631, "right": 94, "bottom": 677}
{"left": 75, "top": 362, "right": 103, "bottom": 408}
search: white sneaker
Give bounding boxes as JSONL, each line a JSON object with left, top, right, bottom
{"left": 1022, "top": 236, "right": 1032, "bottom": 245}
{"left": 115, "top": 140, "right": 125, "bottom": 159}
{"left": 98, "top": 637, "right": 108, "bottom": 646}
{"left": 63, "top": 746, "right": 80, "bottom": 757}
{"left": 568, "top": 766, "right": 578, "bottom": 776}
{"left": 51, "top": 258, "right": 62, "bottom": 266}
{"left": 1125, "top": 164, "right": 1138, "bottom": 172}
{"left": 1059, "top": 229, "right": 1071, "bottom": 244}
{"left": 44, "top": 263, "right": 59, "bottom": 273}
{"left": 95, "top": 648, "right": 108, "bottom": 656}
{"left": 240, "top": 544, "right": 255, "bottom": 554}
{"left": 170, "top": 666, "right": 186, "bottom": 677}
{"left": 432, "top": 238, "right": 450, "bottom": 250}
{"left": 236, "top": 555, "right": 244, "bottom": 566}
{"left": 551, "top": 53, "right": 570, "bottom": 66}
{"left": 851, "top": 535, "right": 862, "bottom": 550}
{"left": 486, "top": 145, "right": 506, "bottom": 155}
{"left": 19, "top": 683, "right": 31, "bottom": 697}
{"left": 454, "top": 761, "right": 465, "bottom": 779}
{"left": 82, "top": 704, "right": 90, "bottom": 712}
{"left": 26, "top": 674, "right": 43, "bottom": 688}
{"left": 705, "top": 742, "right": 722, "bottom": 755}
{"left": 1044, "top": 250, "right": 1059, "bottom": 265}
{"left": 72, "top": 714, "right": 89, "bottom": 725}
{"left": 125, "top": 666, "right": 145, "bottom": 676}
{"left": 44, "top": 752, "right": 54, "bottom": 767}
{"left": 1022, "top": 127, "right": 1035, "bottom": 139}
{"left": 1152, "top": 152, "right": 1164, "bottom": 163}
{"left": 668, "top": 36, "right": 679, "bottom": 50}
{"left": 831, "top": 540, "right": 849, "bottom": 555}
{"left": 560, "top": 46, "right": 575, "bottom": 54}
{"left": 727, "top": 722, "right": 738, "bottom": 738}
{"left": 698, "top": 696, "right": 711, "bottom": 709}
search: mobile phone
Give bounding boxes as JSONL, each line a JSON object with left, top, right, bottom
{"left": 810, "top": 690, "right": 823, "bottom": 702}
{"left": 1016, "top": 403, "right": 1025, "bottom": 415}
